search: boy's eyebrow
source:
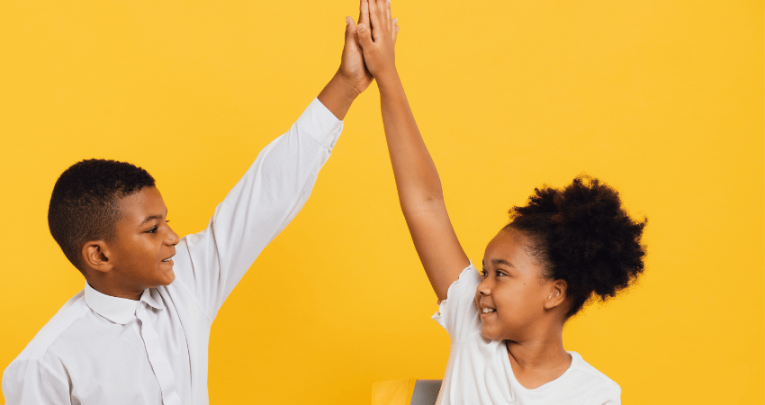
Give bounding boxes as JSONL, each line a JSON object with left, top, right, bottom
{"left": 140, "top": 213, "right": 165, "bottom": 226}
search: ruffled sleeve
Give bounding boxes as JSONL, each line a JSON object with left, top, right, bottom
{"left": 431, "top": 262, "right": 483, "bottom": 343}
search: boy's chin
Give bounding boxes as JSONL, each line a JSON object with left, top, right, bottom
{"left": 159, "top": 271, "right": 176, "bottom": 286}
{"left": 151, "top": 270, "right": 176, "bottom": 287}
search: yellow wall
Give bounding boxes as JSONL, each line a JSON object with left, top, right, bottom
{"left": 1, "top": 1, "right": 762, "bottom": 404}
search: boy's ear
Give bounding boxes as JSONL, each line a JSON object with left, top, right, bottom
{"left": 82, "top": 241, "right": 114, "bottom": 274}
{"left": 544, "top": 279, "right": 568, "bottom": 310}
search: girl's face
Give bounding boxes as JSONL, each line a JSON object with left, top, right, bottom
{"left": 475, "top": 228, "right": 556, "bottom": 342}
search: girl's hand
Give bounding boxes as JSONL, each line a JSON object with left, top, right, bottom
{"left": 356, "top": 0, "right": 399, "bottom": 82}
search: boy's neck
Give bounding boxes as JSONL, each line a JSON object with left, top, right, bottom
{"left": 86, "top": 274, "right": 145, "bottom": 301}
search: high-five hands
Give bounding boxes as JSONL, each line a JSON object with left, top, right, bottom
{"left": 356, "top": 0, "right": 399, "bottom": 81}
{"left": 338, "top": 6, "right": 376, "bottom": 96}
{"left": 318, "top": 0, "right": 399, "bottom": 120}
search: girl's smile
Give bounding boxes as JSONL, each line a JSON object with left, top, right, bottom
{"left": 475, "top": 229, "right": 564, "bottom": 342}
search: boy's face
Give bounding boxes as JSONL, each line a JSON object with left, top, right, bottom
{"left": 107, "top": 186, "right": 180, "bottom": 291}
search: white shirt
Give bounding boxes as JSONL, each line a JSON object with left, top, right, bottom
{"left": 432, "top": 264, "right": 622, "bottom": 405}
{"left": 2, "top": 98, "right": 343, "bottom": 405}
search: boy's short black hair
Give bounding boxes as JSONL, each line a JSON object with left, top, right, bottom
{"left": 506, "top": 175, "right": 647, "bottom": 318}
{"left": 48, "top": 159, "right": 155, "bottom": 272}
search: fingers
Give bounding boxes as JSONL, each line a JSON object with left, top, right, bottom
{"left": 393, "top": 18, "right": 399, "bottom": 42}
{"left": 369, "top": 0, "right": 383, "bottom": 42}
{"left": 356, "top": 24, "right": 374, "bottom": 49}
{"left": 359, "top": 0, "right": 369, "bottom": 28}
{"left": 386, "top": 0, "right": 391, "bottom": 24}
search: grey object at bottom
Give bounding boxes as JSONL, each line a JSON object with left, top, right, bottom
{"left": 411, "top": 380, "right": 442, "bottom": 405}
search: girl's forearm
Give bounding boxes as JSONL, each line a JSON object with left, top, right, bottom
{"left": 378, "top": 73, "right": 445, "bottom": 214}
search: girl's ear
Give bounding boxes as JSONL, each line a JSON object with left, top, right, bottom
{"left": 544, "top": 279, "right": 567, "bottom": 310}
{"left": 82, "top": 241, "right": 114, "bottom": 274}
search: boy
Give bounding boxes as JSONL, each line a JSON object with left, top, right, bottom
{"left": 2, "top": 9, "right": 373, "bottom": 405}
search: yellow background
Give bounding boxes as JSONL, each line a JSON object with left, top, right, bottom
{"left": 0, "top": 1, "right": 762, "bottom": 404}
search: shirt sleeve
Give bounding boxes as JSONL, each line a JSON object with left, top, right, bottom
{"left": 3, "top": 358, "right": 71, "bottom": 404}
{"left": 172, "top": 98, "right": 343, "bottom": 319}
{"left": 431, "top": 262, "right": 483, "bottom": 343}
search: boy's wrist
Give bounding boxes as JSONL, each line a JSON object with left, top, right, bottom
{"left": 318, "top": 71, "right": 361, "bottom": 121}
{"left": 332, "top": 71, "right": 363, "bottom": 101}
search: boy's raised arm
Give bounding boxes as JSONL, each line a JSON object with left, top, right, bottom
{"left": 174, "top": 16, "right": 372, "bottom": 318}
{"left": 318, "top": 10, "right": 373, "bottom": 120}
{"left": 356, "top": 0, "right": 469, "bottom": 303}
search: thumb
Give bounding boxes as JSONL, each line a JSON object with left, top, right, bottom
{"left": 345, "top": 16, "right": 357, "bottom": 38}
{"left": 356, "top": 23, "right": 374, "bottom": 48}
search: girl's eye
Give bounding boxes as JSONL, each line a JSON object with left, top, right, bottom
{"left": 481, "top": 269, "right": 488, "bottom": 277}
{"left": 146, "top": 226, "right": 158, "bottom": 234}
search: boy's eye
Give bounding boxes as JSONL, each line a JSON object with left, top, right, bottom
{"left": 145, "top": 226, "right": 158, "bottom": 234}
{"left": 481, "top": 269, "right": 488, "bottom": 277}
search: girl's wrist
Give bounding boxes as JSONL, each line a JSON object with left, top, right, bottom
{"left": 376, "top": 69, "right": 403, "bottom": 93}
{"left": 375, "top": 67, "right": 400, "bottom": 88}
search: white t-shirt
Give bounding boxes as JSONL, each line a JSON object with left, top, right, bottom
{"left": 432, "top": 263, "right": 621, "bottom": 405}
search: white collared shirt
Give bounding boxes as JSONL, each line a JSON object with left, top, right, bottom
{"left": 3, "top": 98, "right": 343, "bottom": 405}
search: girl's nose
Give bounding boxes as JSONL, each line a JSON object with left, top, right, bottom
{"left": 477, "top": 278, "right": 491, "bottom": 296}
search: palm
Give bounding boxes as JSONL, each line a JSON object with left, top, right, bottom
{"left": 340, "top": 20, "right": 373, "bottom": 94}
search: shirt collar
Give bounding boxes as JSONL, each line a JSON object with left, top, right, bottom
{"left": 84, "top": 283, "right": 165, "bottom": 325}
{"left": 140, "top": 287, "right": 166, "bottom": 311}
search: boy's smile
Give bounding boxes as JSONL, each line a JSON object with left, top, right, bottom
{"left": 102, "top": 186, "right": 180, "bottom": 299}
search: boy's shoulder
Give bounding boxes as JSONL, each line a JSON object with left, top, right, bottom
{"left": 8, "top": 290, "right": 88, "bottom": 364}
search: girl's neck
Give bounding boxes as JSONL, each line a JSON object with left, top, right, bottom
{"left": 506, "top": 336, "right": 568, "bottom": 370}
{"left": 505, "top": 326, "right": 571, "bottom": 389}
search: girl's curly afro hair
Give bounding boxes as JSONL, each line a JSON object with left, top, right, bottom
{"left": 506, "top": 176, "right": 646, "bottom": 318}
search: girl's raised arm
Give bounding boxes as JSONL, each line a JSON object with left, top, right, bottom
{"left": 356, "top": 0, "right": 469, "bottom": 302}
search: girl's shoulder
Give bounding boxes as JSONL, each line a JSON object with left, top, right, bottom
{"left": 561, "top": 352, "right": 621, "bottom": 400}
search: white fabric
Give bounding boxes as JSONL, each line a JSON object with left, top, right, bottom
{"left": 2, "top": 98, "right": 343, "bottom": 405}
{"left": 432, "top": 263, "right": 622, "bottom": 405}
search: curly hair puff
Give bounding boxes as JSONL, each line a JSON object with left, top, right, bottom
{"left": 506, "top": 176, "right": 646, "bottom": 318}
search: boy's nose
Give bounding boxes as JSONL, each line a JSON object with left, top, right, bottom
{"left": 166, "top": 227, "right": 181, "bottom": 246}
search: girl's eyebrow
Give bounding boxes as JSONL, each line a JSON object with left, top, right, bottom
{"left": 491, "top": 258, "right": 514, "bottom": 268}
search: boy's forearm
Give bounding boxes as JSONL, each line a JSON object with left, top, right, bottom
{"left": 318, "top": 72, "right": 362, "bottom": 121}
{"left": 178, "top": 98, "right": 343, "bottom": 316}
{"left": 378, "top": 73, "right": 445, "bottom": 212}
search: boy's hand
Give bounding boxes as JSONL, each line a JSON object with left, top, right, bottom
{"left": 337, "top": 13, "right": 373, "bottom": 96}
{"left": 356, "top": 0, "right": 399, "bottom": 82}
{"left": 318, "top": 10, "right": 376, "bottom": 120}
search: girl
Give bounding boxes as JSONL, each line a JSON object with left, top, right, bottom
{"left": 355, "top": 0, "right": 646, "bottom": 403}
